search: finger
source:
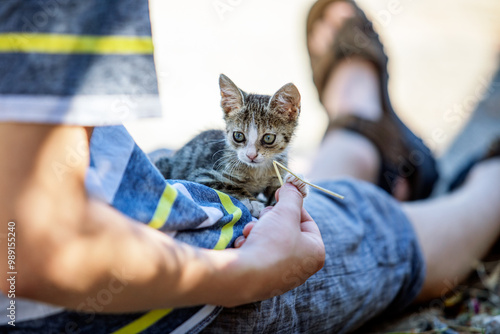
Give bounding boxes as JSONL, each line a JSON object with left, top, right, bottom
{"left": 258, "top": 206, "right": 273, "bottom": 218}
{"left": 234, "top": 236, "right": 246, "bottom": 248}
{"left": 274, "top": 183, "right": 304, "bottom": 216}
{"left": 274, "top": 187, "right": 281, "bottom": 202}
{"left": 299, "top": 208, "right": 321, "bottom": 235}
{"left": 300, "top": 207, "right": 313, "bottom": 223}
{"left": 242, "top": 222, "right": 256, "bottom": 237}
{"left": 300, "top": 218, "right": 321, "bottom": 235}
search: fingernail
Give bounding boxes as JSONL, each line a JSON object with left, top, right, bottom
{"left": 234, "top": 236, "right": 244, "bottom": 248}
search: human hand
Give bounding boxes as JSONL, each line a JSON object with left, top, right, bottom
{"left": 231, "top": 183, "right": 325, "bottom": 305}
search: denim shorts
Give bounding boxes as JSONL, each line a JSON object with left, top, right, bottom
{"left": 0, "top": 127, "right": 424, "bottom": 334}
{"left": 201, "top": 180, "right": 425, "bottom": 334}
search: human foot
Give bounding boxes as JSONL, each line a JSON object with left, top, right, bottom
{"left": 323, "top": 58, "right": 383, "bottom": 122}
{"left": 308, "top": 2, "right": 381, "bottom": 121}
{"left": 306, "top": 0, "right": 438, "bottom": 201}
{"left": 308, "top": 1, "right": 409, "bottom": 200}
{"left": 308, "top": 1, "right": 355, "bottom": 60}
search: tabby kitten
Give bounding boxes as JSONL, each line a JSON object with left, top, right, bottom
{"left": 155, "top": 74, "right": 307, "bottom": 216}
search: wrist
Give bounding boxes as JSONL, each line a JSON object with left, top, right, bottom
{"left": 199, "top": 247, "right": 262, "bottom": 307}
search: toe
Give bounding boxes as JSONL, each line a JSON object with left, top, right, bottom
{"left": 308, "top": 1, "right": 356, "bottom": 59}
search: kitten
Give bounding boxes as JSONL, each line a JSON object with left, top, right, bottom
{"left": 155, "top": 74, "right": 307, "bottom": 216}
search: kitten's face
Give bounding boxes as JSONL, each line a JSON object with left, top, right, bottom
{"left": 219, "top": 74, "right": 301, "bottom": 168}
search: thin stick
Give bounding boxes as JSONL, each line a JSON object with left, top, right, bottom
{"left": 273, "top": 160, "right": 344, "bottom": 200}
{"left": 273, "top": 160, "right": 284, "bottom": 185}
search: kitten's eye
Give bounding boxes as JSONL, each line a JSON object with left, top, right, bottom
{"left": 262, "top": 134, "right": 276, "bottom": 145}
{"left": 233, "top": 131, "right": 245, "bottom": 143}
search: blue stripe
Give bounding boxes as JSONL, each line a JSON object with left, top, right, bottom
{"left": 87, "top": 126, "right": 136, "bottom": 204}
{"left": 112, "top": 144, "right": 166, "bottom": 224}
{"left": 0, "top": 0, "right": 153, "bottom": 37}
{"left": 0, "top": 53, "right": 158, "bottom": 96}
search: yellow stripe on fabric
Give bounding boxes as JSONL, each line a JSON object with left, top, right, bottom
{"left": 112, "top": 189, "right": 240, "bottom": 333}
{"left": 148, "top": 184, "right": 178, "bottom": 230}
{"left": 0, "top": 33, "right": 153, "bottom": 55}
{"left": 213, "top": 190, "right": 242, "bottom": 250}
{"left": 110, "top": 309, "right": 172, "bottom": 334}
{"left": 111, "top": 185, "right": 176, "bottom": 334}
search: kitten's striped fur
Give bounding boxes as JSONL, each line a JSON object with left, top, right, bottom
{"left": 155, "top": 74, "right": 302, "bottom": 216}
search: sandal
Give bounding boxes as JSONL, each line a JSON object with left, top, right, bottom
{"left": 448, "top": 138, "right": 500, "bottom": 192}
{"left": 307, "top": 0, "right": 439, "bottom": 201}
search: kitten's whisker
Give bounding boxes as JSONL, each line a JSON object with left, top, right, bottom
{"left": 225, "top": 160, "right": 241, "bottom": 181}
{"left": 224, "top": 160, "right": 236, "bottom": 178}
{"left": 214, "top": 154, "right": 234, "bottom": 171}
{"left": 212, "top": 148, "right": 231, "bottom": 162}
{"left": 206, "top": 138, "right": 226, "bottom": 144}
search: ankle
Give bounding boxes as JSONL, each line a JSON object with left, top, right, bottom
{"left": 309, "top": 129, "right": 381, "bottom": 182}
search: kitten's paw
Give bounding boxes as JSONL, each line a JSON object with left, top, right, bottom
{"left": 284, "top": 173, "right": 309, "bottom": 198}
{"left": 241, "top": 199, "right": 266, "bottom": 217}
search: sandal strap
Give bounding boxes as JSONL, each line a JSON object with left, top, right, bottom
{"left": 329, "top": 115, "right": 410, "bottom": 194}
{"left": 307, "top": 0, "right": 388, "bottom": 102}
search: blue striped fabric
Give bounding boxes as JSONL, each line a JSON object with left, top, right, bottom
{"left": 89, "top": 125, "right": 253, "bottom": 333}
{"left": 0, "top": 0, "right": 161, "bottom": 125}
{"left": 0, "top": 0, "right": 154, "bottom": 36}
{"left": 5, "top": 125, "right": 253, "bottom": 333}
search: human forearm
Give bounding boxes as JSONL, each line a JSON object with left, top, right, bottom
{"left": 10, "top": 195, "right": 322, "bottom": 311}
{"left": 0, "top": 123, "right": 324, "bottom": 312}
{"left": 9, "top": 197, "right": 261, "bottom": 311}
{"left": 0, "top": 124, "right": 249, "bottom": 311}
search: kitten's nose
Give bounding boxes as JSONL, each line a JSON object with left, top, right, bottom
{"left": 246, "top": 152, "right": 258, "bottom": 161}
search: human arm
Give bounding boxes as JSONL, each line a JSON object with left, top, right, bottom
{"left": 0, "top": 123, "right": 324, "bottom": 311}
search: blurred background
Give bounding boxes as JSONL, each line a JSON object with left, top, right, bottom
{"left": 125, "top": 0, "right": 500, "bottom": 175}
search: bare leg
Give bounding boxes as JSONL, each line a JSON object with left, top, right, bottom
{"left": 311, "top": 61, "right": 500, "bottom": 301}
{"left": 307, "top": 2, "right": 500, "bottom": 303}
{"left": 309, "top": 129, "right": 380, "bottom": 183}
{"left": 308, "top": 56, "right": 412, "bottom": 200}
{"left": 308, "top": 59, "right": 382, "bottom": 183}
{"left": 308, "top": 3, "right": 383, "bottom": 184}
{"left": 404, "top": 159, "right": 500, "bottom": 301}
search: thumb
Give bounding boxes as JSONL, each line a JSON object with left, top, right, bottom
{"left": 275, "top": 183, "right": 304, "bottom": 215}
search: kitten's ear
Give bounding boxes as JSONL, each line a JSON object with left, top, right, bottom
{"left": 268, "top": 83, "right": 301, "bottom": 121}
{"left": 219, "top": 74, "right": 245, "bottom": 115}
